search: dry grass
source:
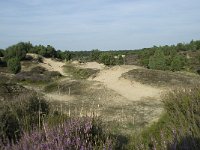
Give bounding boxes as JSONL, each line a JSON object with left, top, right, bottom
{"left": 14, "top": 66, "right": 62, "bottom": 84}
{"left": 43, "top": 78, "right": 163, "bottom": 136}
{"left": 63, "top": 64, "right": 99, "bottom": 79}
{"left": 122, "top": 68, "right": 200, "bottom": 87}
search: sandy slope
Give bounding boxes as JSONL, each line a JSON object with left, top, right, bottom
{"left": 41, "top": 58, "right": 67, "bottom": 76}
{"left": 79, "top": 62, "right": 105, "bottom": 70}
{"left": 91, "top": 65, "right": 162, "bottom": 101}
{"left": 36, "top": 56, "right": 162, "bottom": 102}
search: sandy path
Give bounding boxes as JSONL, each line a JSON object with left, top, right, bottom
{"left": 91, "top": 65, "right": 162, "bottom": 101}
{"left": 41, "top": 58, "right": 67, "bottom": 76}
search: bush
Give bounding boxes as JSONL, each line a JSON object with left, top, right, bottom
{"left": 128, "top": 87, "right": 200, "bottom": 150}
{"left": 0, "top": 109, "right": 21, "bottom": 143}
{"left": 73, "top": 68, "right": 99, "bottom": 79}
{"left": 0, "top": 83, "right": 29, "bottom": 101}
{"left": 43, "top": 71, "right": 62, "bottom": 78}
{"left": 64, "top": 65, "right": 99, "bottom": 79}
{"left": 0, "top": 58, "right": 7, "bottom": 67}
{"left": 170, "top": 55, "right": 185, "bottom": 71}
{"left": 0, "top": 49, "right": 4, "bottom": 57}
{"left": 27, "top": 96, "right": 49, "bottom": 116}
{"left": 123, "top": 69, "right": 199, "bottom": 87}
{"left": 7, "top": 58, "right": 21, "bottom": 74}
{"left": 99, "top": 53, "right": 116, "bottom": 66}
{"left": 0, "top": 58, "right": 2, "bottom": 66}
{"left": 4, "top": 42, "right": 32, "bottom": 60}
{"left": 0, "top": 95, "right": 50, "bottom": 143}
{"left": 14, "top": 71, "right": 50, "bottom": 83}
{"left": 3, "top": 117, "right": 113, "bottom": 150}
{"left": 90, "top": 49, "right": 101, "bottom": 61}
{"left": 30, "top": 66, "right": 46, "bottom": 74}
{"left": 148, "top": 49, "right": 167, "bottom": 70}
{"left": 14, "top": 67, "right": 62, "bottom": 83}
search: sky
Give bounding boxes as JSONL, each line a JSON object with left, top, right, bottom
{"left": 0, "top": 0, "right": 200, "bottom": 50}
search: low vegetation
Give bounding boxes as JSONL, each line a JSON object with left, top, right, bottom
{"left": 127, "top": 87, "right": 200, "bottom": 150}
{"left": 64, "top": 64, "right": 99, "bottom": 79}
{"left": 1, "top": 40, "right": 200, "bottom": 72}
{"left": 44, "top": 80, "right": 86, "bottom": 95}
{"left": 0, "top": 93, "right": 113, "bottom": 150}
{"left": 1, "top": 83, "right": 200, "bottom": 149}
{"left": 14, "top": 66, "right": 62, "bottom": 84}
{"left": 123, "top": 68, "right": 200, "bottom": 87}
{"left": 0, "top": 74, "right": 10, "bottom": 84}
{"left": 3, "top": 118, "right": 113, "bottom": 150}
{"left": 1, "top": 40, "right": 200, "bottom": 149}
{"left": 7, "top": 58, "right": 21, "bottom": 74}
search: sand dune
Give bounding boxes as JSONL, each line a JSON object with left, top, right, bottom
{"left": 91, "top": 65, "right": 162, "bottom": 101}
{"left": 37, "top": 56, "right": 162, "bottom": 102}
{"left": 40, "top": 57, "right": 67, "bottom": 76}
{"left": 79, "top": 62, "right": 105, "bottom": 70}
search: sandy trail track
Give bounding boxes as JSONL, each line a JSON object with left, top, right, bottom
{"left": 91, "top": 65, "right": 162, "bottom": 101}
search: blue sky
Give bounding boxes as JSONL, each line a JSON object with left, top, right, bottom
{"left": 0, "top": 0, "right": 200, "bottom": 50}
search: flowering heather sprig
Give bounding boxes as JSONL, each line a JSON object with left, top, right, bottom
{"left": 2, "top": 117, "right": 113, "bottom": 150}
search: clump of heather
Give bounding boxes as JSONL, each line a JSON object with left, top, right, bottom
{"left": 128, "top": 86, "right": 200, "bottom": 150}
{"left": 2, "top": 117, "right": 113, "bottom": 150}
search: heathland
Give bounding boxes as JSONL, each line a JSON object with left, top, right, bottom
{"left": 0, "top": 40, "right": 200, "bottom": 149}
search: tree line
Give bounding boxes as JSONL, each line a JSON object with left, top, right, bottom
{"left": 138, "top": 40, "right": 200, "bottom": 71}
{"left": 0, "top": 40, "right": 200, "bottom": 73}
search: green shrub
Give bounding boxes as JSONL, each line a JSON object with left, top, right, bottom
{"left": 7, "top": 58, "right": 21, "bottom": 74}
{"left": 30, "top": 66, "right": 46, "bottom": 74}
{"left": 73, "top": 68, "right": 98, "bottom": 79}
{"left": 148, "top": 49, "right": 167, "bottom": 70}
{"left": 1, "top": 109, "right": 21, "bottom": 143}
{"left": 170, "top": 55, "right": 186, "bottom": 71}
{"left": 128, "top": 87, "right": 200, "bottom": 150}
{"left": 0, "top": 49, "right": 4, "bottom": 57}
{"left": 64, "top": 65, "right": 99, "bottom": 79}
{"left": 99, "top": 53, "right": 116, "bottom": 65}
{"left": 123, "top": 68, "right": 199, "bottom": 87}
{"left": 27, "top": 96, "right": 49, "bottom": 115}
{"left": 90, "top": 49, "right": 101, "bottom": 61}
{"left": 14, "top": 66, "right": 61, "bottom": 83}
{"left": 44, "top": 71, "right": 62, "bottom": 78}
{"left": 4, "top": 42, "right": 32, "bottom": 60}
{"left": 0, "top": 95, "right": 50, "bottom": 143}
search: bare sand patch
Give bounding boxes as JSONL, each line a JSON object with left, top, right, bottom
{"left": 79, "top": 62, "right": 105, "bottom": 70}
{"left": 40, "top": 58, "right": 67, "bottom": 76}
{"left": 91, "top": 65, "right": 162, "bottom": 101}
